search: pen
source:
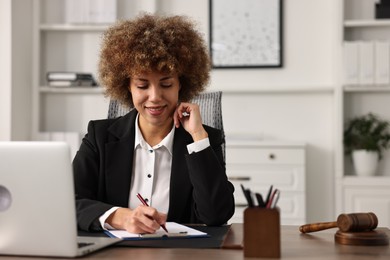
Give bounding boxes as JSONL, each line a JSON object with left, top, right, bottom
{"left": 136, "top": 193, "right": 169, "bottom": 233}
{"left": 241, "top": 184, "right": 254, "bottom": 207}
{"left": 265, "top": 185, "right": 273, "bottom": 205}
{"left": 255, "top": 192, "right": 265, "bottom": 208}
{"left": 266, "top": 188, "right": 279, "bottom": 209}
{"left": 270, "top": 190, "right": 280, "bottom": 209}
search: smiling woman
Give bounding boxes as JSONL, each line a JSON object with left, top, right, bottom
{"left": 72, "top": 13, "right": 235, "bottom": 235}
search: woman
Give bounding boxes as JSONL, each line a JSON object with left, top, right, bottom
{"left": 73, "top": 14, "right": 235, "bottom": 234}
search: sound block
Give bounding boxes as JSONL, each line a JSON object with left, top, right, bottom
{"left": 335, "top": 230, "right": 389, "bottom": 246}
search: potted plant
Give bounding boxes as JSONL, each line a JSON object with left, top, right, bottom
{"left": 344, "top": 113, "right": 390, "bottom": 176}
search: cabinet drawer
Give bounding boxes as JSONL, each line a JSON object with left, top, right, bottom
{"left": 227, "top": 147, "right": 305, "bottom": 165}
{"left": 227, "top": 166, "right": 305, "bottom": 191}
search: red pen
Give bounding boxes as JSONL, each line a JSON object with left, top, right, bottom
{"left": 136, "top": 193, "right": 169, "bottom": 233}
{"left": 266, "top": 189, "right": 279, "bottom": 209}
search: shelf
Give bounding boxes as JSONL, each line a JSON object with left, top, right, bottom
{"left": 343, "top": 85, "right": 390, "bottom": 92}
{"left": 40, "top": 24, "right": 109, "bottom": 32}
{"left": 39, "top": 86, "right": 104, "bottom": 94}
{"left": 221, "top": 86, "right": 335, "bottom": 94}
{"left": 342, "top": 175, "right": 390, "bottom": 186}
{"left": 344, "top": 19, "right": 390, "bottom": 28}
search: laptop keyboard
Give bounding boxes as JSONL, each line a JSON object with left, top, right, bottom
{"left": 78, "top": 242, "right": 94, "bottom": 248}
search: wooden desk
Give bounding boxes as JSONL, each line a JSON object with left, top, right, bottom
{"left": 0, "top": 225, "right": 389, "bottom": 259}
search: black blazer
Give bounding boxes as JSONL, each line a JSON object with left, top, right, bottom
{"left": 73, "top": 110, "right": 235, "bottom": 231}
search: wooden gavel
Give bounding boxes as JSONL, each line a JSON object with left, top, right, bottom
{"left": 299, "top": 212, "right": 378, "bottom": 233}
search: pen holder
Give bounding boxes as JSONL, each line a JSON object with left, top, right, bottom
{"left": 243, "top": 207, "right": 281, "bottom": 258}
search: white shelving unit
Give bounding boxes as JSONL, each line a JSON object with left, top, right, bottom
{"left": 32, "top": 0, "right": 111, "bottom": 141}
{"left": 336, "top": 0, "right": 390, "bottom": 227}
{"left": 31, "top": 0, "right": 157, "bottom": 146}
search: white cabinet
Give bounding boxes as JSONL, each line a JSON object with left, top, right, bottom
{"left": 342, "top": 177, "right": 390, "bottom": 227}
{"left": 335, "top": 0, "right": 390, "bottom": 224}
{"left": 226, "top": 139, "right": 306, "bottom": 225}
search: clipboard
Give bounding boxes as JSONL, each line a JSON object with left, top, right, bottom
{"left": 78, "top": 224, "right": 231, "bottom": 248}
{"left": 104, "top": 222, "right": 209, "bottom": 240}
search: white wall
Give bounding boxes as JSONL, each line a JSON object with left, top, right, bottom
{"left": 0, "top": 0, "right": 33, "bottom": 141}
{"left": 11, "top": 0, "right": 33, "bottom": 141}
{"left": 159, "top": 0, "right": 338, "bottom": 223}
{"left": 0, "top": 0, "right": 12, "bottom": 141}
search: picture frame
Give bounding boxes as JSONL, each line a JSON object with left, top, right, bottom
{"left": 209, "top": 0, "right": 283, "bottom": 68}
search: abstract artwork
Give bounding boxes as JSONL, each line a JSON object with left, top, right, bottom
{"left": 210, "top": 0, "right": 283, "bottom": 68}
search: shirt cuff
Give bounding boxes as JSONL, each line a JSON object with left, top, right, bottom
{"left": 187, "top": 137, "right": 210, "bottom": 154}
{"left": 99, "top": 206, "right": 120, "bottom": 230}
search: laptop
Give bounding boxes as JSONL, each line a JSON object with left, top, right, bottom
{"left": 0, "top": 142, "right": 121, "bottom": 257}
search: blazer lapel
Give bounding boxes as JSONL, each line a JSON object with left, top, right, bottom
{"left": 105, "top": 111, "right": 137, "bottom": 207}
{"left": 168, "top": 126, "right": 193, "bottom": 220}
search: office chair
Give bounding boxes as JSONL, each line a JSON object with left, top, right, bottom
{"left": 107, "top": 91, "right": 225, "bottom": 160}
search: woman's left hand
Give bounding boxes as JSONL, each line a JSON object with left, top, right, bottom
{"left": 174, "top": 102, "right": 208, "bottom": 141}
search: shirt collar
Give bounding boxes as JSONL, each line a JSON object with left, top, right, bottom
{"left": 134, "top": 113, "right": 175, "bottom": 156}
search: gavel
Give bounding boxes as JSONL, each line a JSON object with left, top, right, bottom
{"left": 299, "top": 212, "right": 378, "bottom": 233}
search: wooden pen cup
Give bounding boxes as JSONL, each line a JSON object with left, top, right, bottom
{"left": 244, "top": 207, "right": 281, "bottom": 258}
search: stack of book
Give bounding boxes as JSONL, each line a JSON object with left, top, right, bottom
{"left": 343, "top": 41, "right": 390, "bottom": 86}
{"left": 47, "top": 72, "right": 97, "bottom": 87}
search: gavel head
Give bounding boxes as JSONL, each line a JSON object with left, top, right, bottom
{"left": 337, "top": 212, "right": 378, "bottom": 232}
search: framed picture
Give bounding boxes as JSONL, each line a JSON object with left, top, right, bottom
{"left": 209, "top": 0, "right": 283, "bottom": 68}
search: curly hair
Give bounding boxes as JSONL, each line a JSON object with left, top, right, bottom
{"left": 98, "top": 13, "right": 211, "bottom": 108}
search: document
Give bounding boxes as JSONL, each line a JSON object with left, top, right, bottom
{"left": 105, "top": 222, "right": 209, "bottom": 240}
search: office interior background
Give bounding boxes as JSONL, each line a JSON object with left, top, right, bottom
{"left": 2, "top": 0, "right": 390, "bottom": 226}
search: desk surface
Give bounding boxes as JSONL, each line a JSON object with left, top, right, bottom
{"left": 1, "top": 225, "right": 389, "bottom": 259}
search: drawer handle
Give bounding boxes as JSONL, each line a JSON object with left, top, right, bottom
{"left": 235, "top": 204, "right": 248, "bottom": 208}
{"left": 269, "top": 153, "right": 276, "bottom": 160}
{"left": 228, "top": 176, "right": 251, "bottom": 181}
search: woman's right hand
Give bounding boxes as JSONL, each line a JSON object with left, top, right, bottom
{"left": 106, "top": 206, "right": 167, "bottom": 234}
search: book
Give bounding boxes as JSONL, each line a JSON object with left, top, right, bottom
{"left": 46, "top": 72, "right": 97, "bottom": 87}
{"left": 48, "top": 79, "right": 96, "bottom": 87}
{"left": 343, "top": 41, "right": 359, "bottom": 85}
{"left": 46, "top": 72, "right": 95, "bottom": 81}
{"left": 65, "top": 0, "right": 117, "bottom": 24}
{"left": 104, "top": 222, "right": 209, "bottom": 240}
{"left": 88, "top": 0, "right": 117, "bottom": 24}
{"left": 358, "top": 41, "right": 375, "bottom": 85}
{"left": 374, "top": 41, "right": 390, "bottom": 85}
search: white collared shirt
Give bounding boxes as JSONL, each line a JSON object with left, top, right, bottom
{"left": 128, "top": 114, "right": 175, "bottom": 213}
{"left": 99, "top": 113, "right": 210, "bottom": 229}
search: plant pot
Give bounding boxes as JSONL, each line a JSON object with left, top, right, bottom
{"left": 352, "top": 150, "right": 379, "bottom": 176}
